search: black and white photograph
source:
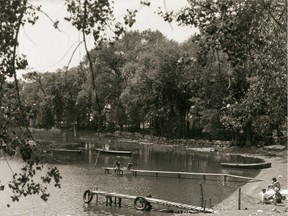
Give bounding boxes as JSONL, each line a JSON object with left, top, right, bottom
{"left": 0, "top": 0, "right": 287, "bottom": 215}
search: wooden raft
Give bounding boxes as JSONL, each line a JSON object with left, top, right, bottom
{"left": 91, "top": 190, "right": 214, "bottom": 213}
{"left": 51, "top": 149, "right": 82, "bottom": 153}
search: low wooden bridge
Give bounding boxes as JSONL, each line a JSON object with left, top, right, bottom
{"left": 103, "top": 167, "right": 263, "bottom": 182}
{"left": 83, "top": 190, "right": 214, "bottom": 213}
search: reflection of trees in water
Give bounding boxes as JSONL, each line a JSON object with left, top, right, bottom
{"left": 141, "top": 149, "right": 216, "bottom": 173}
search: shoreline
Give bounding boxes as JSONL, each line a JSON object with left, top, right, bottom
{"left": 181, "top": 148, "right": 287, "bottom": 215}
{"left": 132, "top": 139, "right": 287, "bottom": 215}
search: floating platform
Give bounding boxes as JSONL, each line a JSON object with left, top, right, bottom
{"left": 221, "top": 162, "right": 271, "bottom": 169}
{"left": 103, "top": 162, "right": 133, "bottom": 175}
{"left": 51, "top": 149, "right": 82, "bottom": 153}
{"left": 83, "top": 190, "right": 214, "bottom": 213}
{"left": 95, "top": 149, "right": 133, "bottom": 156}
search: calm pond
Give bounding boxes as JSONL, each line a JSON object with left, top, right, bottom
{"left": 0, "top": 135, "right": 263, "bottom": 216}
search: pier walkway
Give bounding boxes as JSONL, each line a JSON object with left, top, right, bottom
{"left": 84, "top": 190, "right": 214, "bottom": 213}
{"left": 102, "top": 167, "right": 263, "bottom": 182}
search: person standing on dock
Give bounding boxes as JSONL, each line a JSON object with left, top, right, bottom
{"left": 113, "top": 160, "right": 121, "bottom": 174}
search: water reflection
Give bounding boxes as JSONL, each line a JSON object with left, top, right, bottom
{"left": 0, "top": 140, "right": 262, "bottom": 216}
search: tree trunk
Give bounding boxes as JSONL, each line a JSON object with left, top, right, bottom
{"left": 245, "top": 119, "right": 252, "bottom": 147}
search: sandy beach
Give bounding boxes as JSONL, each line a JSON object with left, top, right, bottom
{"left": 178, "top": 146, "right": 288, "bottom": 216}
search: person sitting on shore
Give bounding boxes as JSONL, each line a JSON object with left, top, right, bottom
{"left": 262, "top": 177, "right": 282, "bottom": 204}
{"left": 268, "top": 177, "right": 281, "bottom": 191}
{"left": 274, "top": 188, "right": 282, "bottom": 203}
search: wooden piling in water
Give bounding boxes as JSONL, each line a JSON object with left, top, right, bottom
{"left": 238, "top": 188, "right": 241, "bottom": 210}
{"left": 200, "top": 183, "right": 204, "bottom": 208}
{"left": 209, "top": 198, "right": 212, "bottom": 208}
{"left": 106, "top": 196, "right": 113, "bottom": 206}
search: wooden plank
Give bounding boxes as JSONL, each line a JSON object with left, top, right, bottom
{"left": 129, "top": 169, "right": 262, "bottom": 181}
{"left": 95, "top": 149, "right": 132, "bottom": 156}
{"left": 51, "top": 149, "right": 81, "bottom": 153}
{"left": 102, "top": 167, "right": 262, "bottom": 181}
{"left": 91, "top": 190, "right": 214, "bottom": 213}
{"left": 227, "top": 174, "right": 262, "bottom": 181}
{"left": 131, "top": 169, "right": 222, "bottom": 176}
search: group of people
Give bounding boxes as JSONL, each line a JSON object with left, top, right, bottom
{"left": 262, "top": 177, "right": 285, "bottom": 204}
{"left": 112, "top": 160, "right": 133, "bottom": 174}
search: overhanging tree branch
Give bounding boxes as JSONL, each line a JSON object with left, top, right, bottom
{"left": 82, "top": 0, "right": 101, "bottom": 112}
{"left": 12, "top": 0, "right": 30, "bottom": 130}
{"left": 262, "top": 3, "right": 287, "bottom": 32}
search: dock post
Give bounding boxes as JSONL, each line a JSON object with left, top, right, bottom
{"left": 203, "top": 175, "right": 206, "bottom": 181}
{"left": 238, "top": 188, "right": 241, "bottom": 210}
{"left": 178, "top": 173, "right": 181, "bottom": 179}
{"left": 118, "top": 198, "right": 122, "bottom": 207}
{"left": 203, "top": 199, "right": 206, "bottom": 213}
{"left": 106, "top": 196, "right": 113, "bottom": 206}
{"left": 209, "top": 197, "right": 212, "bottom": 208}
{"left": 105, "top": 168, "right": 109, "bottom": 174}
{"left": 200, "top": 183, "right": 204, "bottom": 208}
{"left": 116, "top": 169, "right": 123, "bottom": 175}
{"left": 224, "top": 175, "right": 227, "bottom": 182}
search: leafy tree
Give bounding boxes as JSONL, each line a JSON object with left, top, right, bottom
{"left": 0, "top": 0, "right": 62, "bottom": 204}
{"left": 163, "top": 0, "right": 287, "bottom": 145}
{"left": 119, "top": 31, "right": 195, "bottom": 137}
{"left": 64, "top": 0, "right": 143, "bottom": 131}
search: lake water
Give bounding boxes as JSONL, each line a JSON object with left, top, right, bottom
{"left": 0, "top": 136, "right": 262, "bottom": 216}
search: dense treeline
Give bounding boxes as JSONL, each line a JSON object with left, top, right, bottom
{"left": 2, "top": 0, "right": 287, "bottom": 148}
{"left": 19, "top": 21, "right": 286, "bottom": 146}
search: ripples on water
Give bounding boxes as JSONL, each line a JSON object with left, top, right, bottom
{"left": 0, "top": 142, "right": 261, "bottom": 216}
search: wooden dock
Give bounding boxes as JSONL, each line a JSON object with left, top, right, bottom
{"left": 83, "top": 190, "right": 214, "bottom": 213}
{"left": 95, "top": 148, "right": 133, "bottom": 156}
{"left": 130, "top": 169, "right": 262, "bottom": 181}
{"left": 103, "top": 167, "right": 127, "bottom": 175}
{"left": 51, "top": 149, "right": 82, "bottom": 153}
{"left": 102, "top": 167, "right": 262, "bottom": 182}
